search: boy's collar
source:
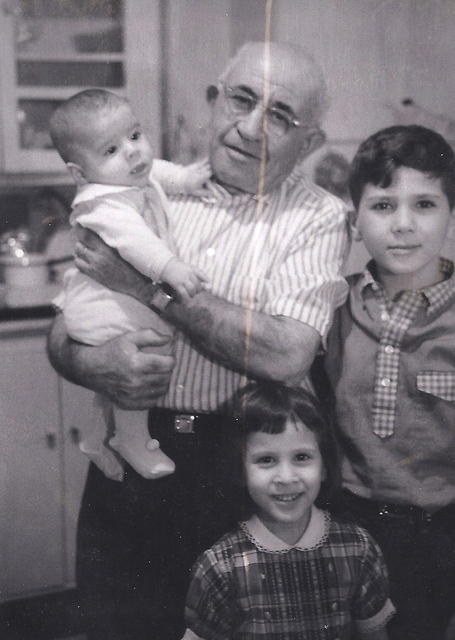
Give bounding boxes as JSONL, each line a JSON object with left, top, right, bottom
{"left": 361, "top": 257, "right": 455, "bottom": 312}
{"left": 241, "top": 507, "right": 328, "bottom": 552}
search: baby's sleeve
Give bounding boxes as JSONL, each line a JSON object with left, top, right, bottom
{"left": 185, "top": 549, "right": 236, "bottom": 640}
{"left": 353, "top": 531, "right": 396, "bottom": 635}
{"left": 72, "top": 194, "right": 175, "bottom": 280}
{"left": 151, "top": 158, "right": 190, "bottom": 194}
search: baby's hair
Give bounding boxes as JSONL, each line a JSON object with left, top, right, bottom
{"left": 49, "top": 89, "right": 128, "bottom": 163}
{"left": 226, "top": 381, "right": 340, "bottom": 514}
{"left": 349, "top": 125, "right": 455, "bottom": 210}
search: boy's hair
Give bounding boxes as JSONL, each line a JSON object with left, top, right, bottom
{"left": 349, "top": 125, "right": 455, "bottom": 210}
{"left": 226, "top": 381, "right": 340, "bottom": 515}
{"left": 49, "top": 89, "right": 128, "bottom": 163}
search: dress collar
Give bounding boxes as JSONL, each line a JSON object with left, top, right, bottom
{"left": 241, "top": 507, "right": 328, "bottom": 553}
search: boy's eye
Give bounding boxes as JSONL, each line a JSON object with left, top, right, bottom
{"left": 255, "top": 455, "right": 275, "bottom": 466}
{"left": 416, "top": 199, "right": 436, "bottom": 209}
{"left": 104, "top": 146, "right": 117, "bottom": 156}
{"left": 371, "top": 201, "right": 392, "bottom": 211}
{"left": 131, "top": 130, "right": 141, "bottom": 141}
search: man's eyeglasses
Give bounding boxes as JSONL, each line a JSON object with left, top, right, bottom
{"left": 221, "top": 83, "right": 303, "bottom": 138}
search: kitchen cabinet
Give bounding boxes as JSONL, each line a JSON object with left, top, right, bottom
{"left": 0, "top": 317, "right": 90, "bottom": 601}
{"left": 0, "top": 0, "right": 161, "bottom": 175}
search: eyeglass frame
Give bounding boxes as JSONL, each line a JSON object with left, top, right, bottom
{"left": 218, "top": 82, "right": 309, "bottom": 137}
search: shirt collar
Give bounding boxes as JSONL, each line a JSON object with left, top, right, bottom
{"left": 73, "top": 183, "right": 133, "bottom": 206}
{"left": 199, "top": 160, "right": 308, "bottom": 206}
{"left": 360, "top": 257, "right": 455, "bottom": 314}
{"left": 241, "top": 507, "right": 328, "bottom": 552}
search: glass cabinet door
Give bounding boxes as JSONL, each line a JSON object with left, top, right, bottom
{"left": 0, "top": 0, "right": 125, "bottom": 173}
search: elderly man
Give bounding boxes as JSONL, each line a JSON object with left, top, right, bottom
{"left": 48, "top": 41, "right": 348, "bottom": 640}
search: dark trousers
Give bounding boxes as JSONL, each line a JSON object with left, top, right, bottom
{"left": 76, "top": 409, "right": 240, "bottom": 640}
{"left": 336, "top": 490, "right": 455, "bottom": 640}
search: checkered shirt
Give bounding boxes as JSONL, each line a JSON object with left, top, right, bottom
{"left": 185, "top": 509, "right": 394, "bottom": 639}
{"left": 363, "top": 259, "right": 454, "bottom": 438}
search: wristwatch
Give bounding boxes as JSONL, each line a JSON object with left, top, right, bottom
{"left": 149, "top": 281, "right": 176, "bottom": 315}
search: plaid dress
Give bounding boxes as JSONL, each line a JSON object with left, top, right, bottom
{"left": 184, "top": 508, "right": 394, "bottom": 639}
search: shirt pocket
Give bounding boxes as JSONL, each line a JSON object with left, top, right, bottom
{"left": 417, "top": 371, "right": 455, "bottom": 401}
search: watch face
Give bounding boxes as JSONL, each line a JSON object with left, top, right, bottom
{"left": 150, "top": 285, "right": 174, "bottom": 313}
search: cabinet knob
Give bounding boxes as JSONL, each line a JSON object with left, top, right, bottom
{"left": 69, "top": 426, "right": 81, "bottom": 444}
{"left": 45, "top": 433, "right": 57, "bottom": 449}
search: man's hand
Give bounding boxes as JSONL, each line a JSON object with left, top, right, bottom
{"left": 47, "top": 315, "right": 175, "bottom": 409}
{"left": 74, "top": 226, "right": 152, "bottom": 302}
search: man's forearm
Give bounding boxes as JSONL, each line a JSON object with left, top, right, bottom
{"left": 165, "top": 290, "right": 320, "bottom": 384}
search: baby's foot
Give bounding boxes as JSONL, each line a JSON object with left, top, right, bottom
{"left": 79, "top": 440, "right": 124, "bottom": 481}
{"left": 109, "top": 436, "right": 175, "bottom": 479}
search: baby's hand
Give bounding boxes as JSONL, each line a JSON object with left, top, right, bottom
{"left": 161, "top": 257, "right": 208, "bottom": 300}
{"left": 181, "top": 158, "right": 211, "bottom": 195}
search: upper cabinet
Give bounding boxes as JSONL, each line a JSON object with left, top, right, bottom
{"left": 0, "top": 0, "right": 161, "bottom": 176}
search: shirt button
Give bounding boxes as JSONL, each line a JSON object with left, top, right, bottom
{"left": 381, "top": 311, "right": 390, "bottom": 321}
{"left": 331, "top": 601, "right": 339, "bottom": 611}
{"left": 384, "top": 345, "right": 394, "bottom": 354}
{"left": 380, "top": 377, "right": 391, "bottom": 387}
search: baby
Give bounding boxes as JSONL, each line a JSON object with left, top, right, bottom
{"left": 49, "top": 88, "right": 210, "bottom": 481}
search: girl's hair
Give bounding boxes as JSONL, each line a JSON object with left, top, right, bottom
{"left": 226, "top": 381, "right": 340, "bottom": 516}
{"left": 349, "top": 125, "right": 455, "bottom": 210}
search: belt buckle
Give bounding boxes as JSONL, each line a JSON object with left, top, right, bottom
{"left": 174, "top": 414, "right": 195, "bottom": 434}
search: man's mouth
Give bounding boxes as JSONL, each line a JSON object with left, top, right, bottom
{"left": 388, "top": 244, "right": 421, "bottom": 253}
{"left": 224, "top": 143, "right": 261, "bottom": 161}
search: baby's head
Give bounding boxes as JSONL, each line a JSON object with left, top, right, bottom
{"left": 228, "top": 382, "right": 340, "bottom": 528}
{"left": 49, "top": 89, "right": 153, "bottom": 188}
{"left": 348, "top": 125, "right": 455, "bottom": 293}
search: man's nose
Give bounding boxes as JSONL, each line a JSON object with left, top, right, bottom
{"left": 392, "top": 206, "right": 415, "bottom": 232}
{"left": 237, "top": 106, "right": 266, "bottom": 141}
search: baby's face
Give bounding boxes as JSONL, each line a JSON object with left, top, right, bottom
{"left": 76, "top": 102, "right": 153, "bottom": 187}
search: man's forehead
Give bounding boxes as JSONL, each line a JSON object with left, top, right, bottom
{"left": 224, "top": 51, "right": 308, "bottom": 112}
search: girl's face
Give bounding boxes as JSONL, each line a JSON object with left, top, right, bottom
{"left": 244, "top": 418, "right": 325, "bottom": 545}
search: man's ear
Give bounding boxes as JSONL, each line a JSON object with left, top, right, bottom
{"left": 298, "top": 127, "right": 326, "bottom": 162}
{"left": 348, "top": 208, "right": 362, "bottom": 241}
{"left": 66, "top": 162, "right": 88, "bottom": 186}
{"left": 206, "top": 85, "right": 219, "bottom": 104}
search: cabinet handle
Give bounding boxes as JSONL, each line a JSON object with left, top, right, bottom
{"left": 69, "top": 426, "right": 81, "bottom": 444}
{"left": 45, "top": 433, "right": 57, "bottom": 449}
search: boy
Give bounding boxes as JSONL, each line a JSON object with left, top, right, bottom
{"left": 322, "top": 125, "right": 455, "bottom": 640}
{"left": 49, "top": 89, "right": 209, "bottom": 482}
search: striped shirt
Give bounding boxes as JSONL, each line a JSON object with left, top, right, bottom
{"left": 325, "top": 258, "right": 455, "bottom": 509}
{"left": 184, "top": 508, "right": 395, "bottom": 639}
{"left": 158, "top": 164, "right": 349, "bottom": 412}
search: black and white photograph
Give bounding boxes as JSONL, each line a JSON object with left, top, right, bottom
{"left": 1, "top": 2, "right": 455, "bottom": 639}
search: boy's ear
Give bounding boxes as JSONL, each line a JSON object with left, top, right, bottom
{"left": 66, "top": 162, "right": 88, "bottom": 186}
{"left": 348, "top": 208, "right": 363, "bottom": 241}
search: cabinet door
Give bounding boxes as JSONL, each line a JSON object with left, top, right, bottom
{"left": 0, "top": 333, "right": 64, "bottom": 600}
{"left": 58, "top": 378, "right": 90, "bottom": 586}
{"left": 0, "top": 0, "right": 127, "bottom": 173}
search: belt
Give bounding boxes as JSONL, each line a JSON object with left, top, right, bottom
{"left": 148, "top": 406, "right": 224, "bottom": 435}
{"left": 343, "top": 489, "right": 455, "bottom": 525}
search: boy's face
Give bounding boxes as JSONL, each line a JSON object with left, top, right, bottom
{"left": 73, "top": 102, "right": 153, "bottom": 187}
{"left": 244, "top": 418, "right": 325, "bottom": 546}
{"left": 353, "top": 166, "right": 453, "bottom": 294}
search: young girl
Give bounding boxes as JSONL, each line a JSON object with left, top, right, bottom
{"left": 182, "top": 382, "right": 395, "bottom": 640}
